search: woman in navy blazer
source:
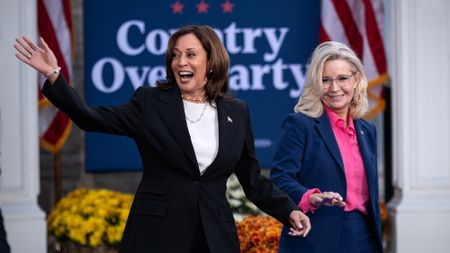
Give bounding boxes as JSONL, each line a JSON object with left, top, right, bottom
{"left": 14, "top": 25, "right": 311, "bottom": 253}
{"left": 271, "top": 41, "right": 383, "bottom": 253}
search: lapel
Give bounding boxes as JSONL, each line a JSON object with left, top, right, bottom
{"left": 156, "top": 87, "right": 198, "bottom": 170}
{"left": 202, "top": 98, "right": 238, "bottom": 176}
{"left": 354, "top": 120, "right": 376, "bottom": 193}
{"left": 314, "top": 113, "right": 345, "bottom": 173}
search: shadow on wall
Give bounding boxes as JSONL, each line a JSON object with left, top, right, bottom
{"left": 0, "top": 108, "right": 12, "bottom": 253}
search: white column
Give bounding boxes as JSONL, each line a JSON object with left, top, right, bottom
{"left": 0, "top": 0, "right": 46, "bottom": 252}
{"left": 388, "top": 0, "right": 450, "bottom": 252}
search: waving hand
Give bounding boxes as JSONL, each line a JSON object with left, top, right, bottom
{"left": 14, "top": 36, "right": 60, "bottom": 83}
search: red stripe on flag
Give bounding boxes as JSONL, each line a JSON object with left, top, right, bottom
{"left": 42, "top": 111, "right": 70, "bottom": 143}
{"left": 62, "top": 0, "right": 75, "bottom": 58}
{"left": 319, "top": 23, "right": 331, "bottom": 43}
{"left": 331, "top": 0, "right": 363, "bottom": 58}
{"left": 364, "top": 0, "right": 387, "bottom": 74}
{"left": 38, "top": 88, "right": 44, "bottom": 100}
{"left": 62, "top": 0, "right": 73, "bottom": 34}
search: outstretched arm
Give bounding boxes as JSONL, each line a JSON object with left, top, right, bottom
{"left": 271, "top": 114, "right": 346, "bottom": 212}
{"left": 14, "top": 36, "right": 144, "bottom": 137}
{"left": 14, "top": 36, "right": 60, "bottom": 83}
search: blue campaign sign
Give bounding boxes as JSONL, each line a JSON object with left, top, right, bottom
{"left": 84, "top": 0, "right": 320, "bottom": 172}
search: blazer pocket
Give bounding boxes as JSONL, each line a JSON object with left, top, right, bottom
{"left": 218, "top": 207, "right": 235, "bottom": 223}
{"left": 133, "top": 199, "right": 167, "bottom": 217}
{"left": 138, "top": 178, "right": 169, "bottom": 196}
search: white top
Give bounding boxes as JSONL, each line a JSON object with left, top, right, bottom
{"left": 183, "top": 100, "right": 219, "bottom": 175}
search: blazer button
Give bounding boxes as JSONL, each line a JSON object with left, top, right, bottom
{"left": 193, "top": 181, "right": 200, "bottom": 186}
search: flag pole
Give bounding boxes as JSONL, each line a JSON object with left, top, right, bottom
{"left": 383, "top": 85, "right": 393, "bottom": 202}
{"left": 54, "top": 151, "right": 62, "bottom": 204}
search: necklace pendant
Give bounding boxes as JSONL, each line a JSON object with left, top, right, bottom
{"left": 185, "top": 102, "right": 208, "bottom": 124}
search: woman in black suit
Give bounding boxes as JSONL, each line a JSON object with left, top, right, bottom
{"left": 14, "top": 25, "right": 310, "bottom": 253}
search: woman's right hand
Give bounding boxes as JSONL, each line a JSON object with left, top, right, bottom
{"left": 310, "top": 191, "right": 346, "bottom": 208}
{"left": 14, "top": 36, "right": 59, "bottom": 82}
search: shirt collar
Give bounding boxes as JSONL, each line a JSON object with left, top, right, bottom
{"left": 323, "top": 104, "right": 355, "bottom": 130}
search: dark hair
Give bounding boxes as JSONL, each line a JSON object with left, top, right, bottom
{"left": 157, "top": 25, "right": 230, "bottom": 101}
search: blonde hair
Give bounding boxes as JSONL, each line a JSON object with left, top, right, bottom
{"left": 294, "top": 41, "right": 368, "bottom": 119}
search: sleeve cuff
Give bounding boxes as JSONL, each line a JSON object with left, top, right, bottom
{"left": 298, "top": 188, "right": 321, "bottom": 213}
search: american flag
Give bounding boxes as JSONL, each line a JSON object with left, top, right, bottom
{"left": 37, "top": 0, "right": 74, "bottom": 153}
{"left": 320, "top": 0, "right": 388, "bottom": 119}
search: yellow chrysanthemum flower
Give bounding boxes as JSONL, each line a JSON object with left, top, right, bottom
{"left": 48, "top": 188, "right": 133, "bottom": 249}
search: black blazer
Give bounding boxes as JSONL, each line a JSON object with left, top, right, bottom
{"left": 43, "top": 75, "right": 298, "bottom": 253}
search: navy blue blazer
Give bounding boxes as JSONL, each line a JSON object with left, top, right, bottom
{"left": 42, "top": 75, "right": 298, "bottom": 253}
{"left": 270, "top": 112, "right": 382, "bottom": 253}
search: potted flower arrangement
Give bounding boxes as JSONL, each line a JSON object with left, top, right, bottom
{"left": 236, "top": 215, "right": 283, "bottom": 253}
{"left": 47, "top": 188, "right": 133, "bottom": 253}
{"left": 227, "top": 174, "right": 283, "bottom": 252}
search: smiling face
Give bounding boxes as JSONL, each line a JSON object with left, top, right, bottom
{"left": 170, "top": 33, "right": 209, "bottom": 98}
{"left": 321, "top": 59, "right": 357, "bottom": 119}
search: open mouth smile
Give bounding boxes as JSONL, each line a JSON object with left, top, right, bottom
{"left": 179, "top": 71, "right": 194, "bottom": 82}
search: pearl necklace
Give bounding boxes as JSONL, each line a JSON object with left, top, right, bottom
{"left": 181, "top": 94, "right": 207, "bottom": 103}
{"left": 184, "top": 102, "right": 207, "bottom": 124}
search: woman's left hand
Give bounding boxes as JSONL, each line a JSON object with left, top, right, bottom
{"left": 288, "top": 210, "right": 311, "bottom": 237}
